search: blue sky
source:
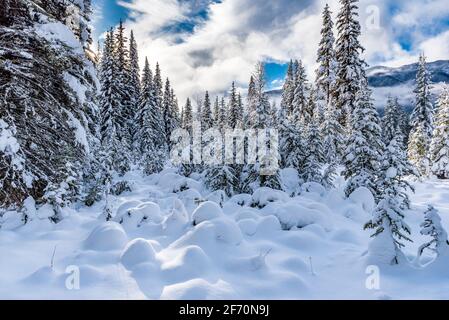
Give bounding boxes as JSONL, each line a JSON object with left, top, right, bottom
{"left": 92, "top": 0, "right": 449, "bottom": 101}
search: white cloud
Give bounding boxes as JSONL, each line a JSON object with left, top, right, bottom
{"left": 117, "top": 0, "right": 449, "bottom": 103}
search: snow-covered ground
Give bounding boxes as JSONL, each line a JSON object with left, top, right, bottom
{"left": 0, "top": 169, "right": 448, "bottom": 300}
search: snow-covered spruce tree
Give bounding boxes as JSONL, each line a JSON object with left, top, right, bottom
{"left": 305, "top": 88, "right": 318, "bottom": 126}
{"left": 303, "top": 111, "right": 325, "bottom": 183}
{"left": 335, "top": 0, "right": 367, "bottom": 128}
{"left": 212, "top": 96, "right": 220, "bottom": 127}
{"left": 382, "top": 96, "right": 400, "bottom": 144}
{"left": 278, "top": 66, "right": 306, "bottom": 175}
{"left": 241, "top": 63, "right": 281, "bottom": 192}
{"left": 205, "top": 164, "right": 238, "bottom": 198}
{"left": 220, "top": 97, "right": 228, "bottom": 131}
{"left": 128, "top": 30, "right": 140, "bottom": 155}
{"left": 418, "top": 205, "right": 449, "bottom": 258}
{"left": 66, "top": 0, "right": 93, "bottom": 49}
{"left": 113, "top": 21, "right": 133, "bottom": 160}
{"left": 135, "top": 58, "right": 165, "bottom": 174}
{"left": 408, "top": 123, "right": 430, "bottom": 176}
{"left": 162, "top": 78, "right": 177, "bottom": 150}
{"left": 229, "top": 82, "right": 244, "bottom": 129}
{"left": 408, "top": 54, "right": 434, "bottom": 176}
{"left": 430, "top": 87, "right": 449, "bottom": 179}
{"left": 0, "top": 0, "right": 29, "bottom": 27}
{"left": 170, "top": 88, "right": 180, "bottom": 129}
{"left": 182, "top": 97, "right": 193, "bottom": 133}
{"left": 179, "top": 98, "right": 195, "bottom": 177}
{"left": 376, "top": 129, "right": 415, "bottom": 209}
{"left": 322, "top": 95, "right": 344, "bottom": 163}
{"left": 291, "top": 60, "right": 309, "bottom": 126}
{"left": 1, "top": 0, "right": 99, "bottom": 213}
{"left": 227, "top": 85, "right": 245, "bottom": 191}
{"left": 153, "top": 62, "right": 164, "bottom": 112}
{"left": 316, "top": 4, "right": 337, "bottom": 109}
{"left": 278, "top": 107, "right": 304, "bottom": 171}
{"left": 281, "top": 60, "right": 296, "bottom": 117}
{"left": 365, "top": 131, "right": 414, "bottom": 265}
{"left": 343, "top": 83, "right": 384, "bottom": 198}
{"left": 99, "top": 29, "right": 129, "bottom": 176}
{"left": 270, "top": 101, "right": 279, "bottom": 129}
{"left": 397, "top": 103, "right": 411, "bottom": 145}
{"left": 204, "top": 92, "right": 239, "bottom": 196}
{"left": 244, "top": 76, "right": 257, "bottom": 129}
{"left": 201, "top": 91, "right": 214, "bottom": 131}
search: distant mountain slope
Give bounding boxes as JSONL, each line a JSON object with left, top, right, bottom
{"left": 368, "top": 60, "right": 449, "bottom": 112}
{"left": 367, "top": 60, "right": 449, "bottom": 87}
{"left": 267, "top": 60, "right": 449, "bottom": 113}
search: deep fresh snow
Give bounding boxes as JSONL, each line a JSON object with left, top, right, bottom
{"left": 0, "top": 169, "right": 448, "bottom": 300}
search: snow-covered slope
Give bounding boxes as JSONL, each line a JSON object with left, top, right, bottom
{"left": 0, "top": 169, "right": 448, "bottom": 299}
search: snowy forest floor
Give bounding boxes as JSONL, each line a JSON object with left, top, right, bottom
{"left": 0, "top": 169, "right": 448, "bottom": 300}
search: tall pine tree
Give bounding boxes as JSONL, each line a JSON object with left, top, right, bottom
{"left": 365, "top": 130, "right": 414, "bottom": 265}
{"left": 335, "top": 0, "right": 367, "bottom": 128}
{"left": 343, "top": 83, "right": 383, "bottom": 198}
{"left": 316, "top": 4, "right": 337, "bottom": 108}
{"left": 430, "top": 87, "right": 449, "bottom": 179}
{"left": 408, "top": 54, "right": 434, "bottom": 176}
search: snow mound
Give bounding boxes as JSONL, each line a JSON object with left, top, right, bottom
{"left": 192, "top": 201, "right": 223, "bottom": 225}
{"left": 0, "top": 211, "right": 23, "bottom": 230}
{"left": 238, "top": 219, "right": 258, "bottom": 236}
{"left": 161, "top": 246, "right": 211, "bottom": 282}
{"left": 158, "top": 173, "right": 201, "bottom": 193}
{"left": 205, "top": 190, "right": 227, "bottom": 207}
{"left": 163, "top": 199, "right": 189, "bottom": 233}
{"left": 366, "top": 229, "right": 407, "bottom": 265}
{"left": 172, "top": 216, "right": 243, "bottom": 250}
{"left": 213, "top": 218, "right": 243, "bottom": 245}
{"left": 116, "top": 202, "right": 162, "bottom": 229}
{"left": 21, "top": 266, "right": 58, "bottom": 286}
{"left": 84, "top": 222, "right": 127, "bottom": 251}
{"left": 120, "top": 238, "right": 158, "bottom": 270}
{"left": 225, "top": 252, "right": 269, "bottom": 272}
{"left": 280, "top": 168, "right": 300, "bottom": 195}
{"left": 234, "top": 209, "right": 260, "bottom": 221}
{"left": 229, "top": 194, "right": 253, "bottom": 207}
{"left": 114, "top": 200, "right": 142, "bottom": 221}
{"left": 36, "top": 204, "right": 55, "bottom": 219}
{"left": 349, "top": 187, "right": 376, "bottom": 212}
{"left": 301, "top": 182, "right": 326, "bottom": 196}
{"left": 160, "top": 279, "right": 235, "bottom": 300}
{"left": 274, "top": 202, "right": 330, "bottom": 230}
{"left": 251, "top": 188, "right": 289, "bottom": 208}
{"left": 256, "top": 215, "right": 282, "bottom": 234}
